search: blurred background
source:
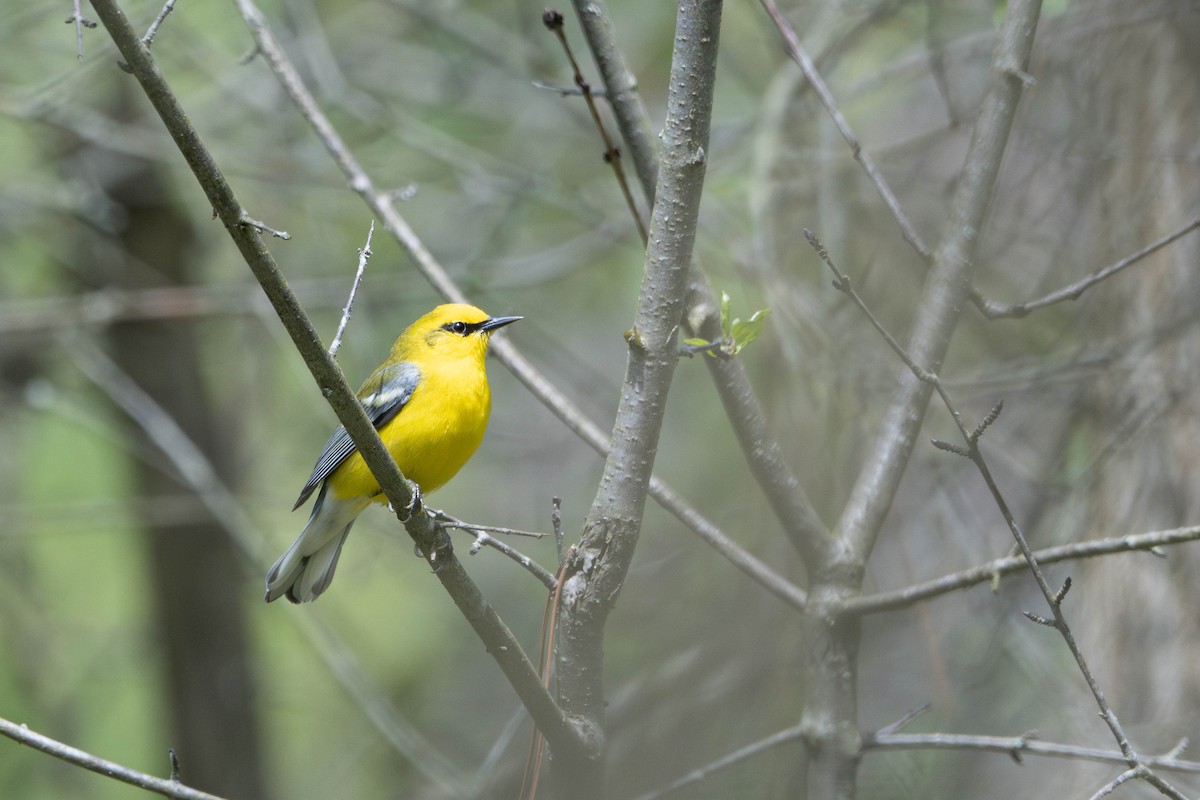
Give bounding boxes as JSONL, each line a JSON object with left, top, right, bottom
{"left": 1, "top": 0, "right": 1198, "bottom": 797}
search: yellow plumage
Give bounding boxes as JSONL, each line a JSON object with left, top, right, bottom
{"left": 265, "top": 303, "right": 520, "bottom": 603}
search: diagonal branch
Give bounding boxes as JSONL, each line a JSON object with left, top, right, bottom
{"left": 836, "top": 0, "right": 1045, "bottom": 567}
{"left": 841, "top": 524, "right": 1200, "bottom": 616}
{"left": 759, "top": 0, "right": 932, "bottom": 260}
{"left": 64, "top": 337, "right": 471, "bottom": 794}
{"left": 0, "top": 715, "right": 227, "bottom": 800}
{"left": 86, "top": 0, "right": 581, "bottom": 761}
{"left": 973, "top": 214, "right": 1200, "bottom": 319}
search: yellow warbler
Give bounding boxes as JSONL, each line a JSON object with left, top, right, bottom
{"left": 265, "top": 303, "right": 520, "bottom": 603}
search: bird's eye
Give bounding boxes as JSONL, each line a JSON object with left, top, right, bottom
{"left": 448, "top": 321, "right": 469, "bottom": 335}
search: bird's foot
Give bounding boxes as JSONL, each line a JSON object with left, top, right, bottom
{"left": 395, "top": 480, "right": 423, "bottom": 523}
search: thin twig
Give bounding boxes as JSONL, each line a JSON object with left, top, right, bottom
{"left": 330, "top": 220, "right": 373, "bottom": 357}
{"left": 1087, "top": 768, "right": 1142, "bottom": 800}
{"left": 639, "top": 725, "right": 1200, "bottom": 800}
{"left": 759, "top": 0, "right": 931, "bottom": 260}
{"left": 634, "top": 724, "right": 807, "bottom": 800}
{"left": 0, "top": 716, "right": 228, "bottom": 800}
{"left": 459, "top": 530, "right": 557, "bottom": 591}
{"left": 864, "top": 732, "right": 1200, "bottom": 774}
{"left": 973, "top": 214, "right": 1200, "bottom": 319}
{"left": 434, "top": 511, "right": 547, "bottom": 539}
{"left": 238, "top": 213, "right": 290, "bottom": 240}
{"left": 542, "top": 8, "right": 647, "bottom": 244}
{"left": 142, "top": 0, "right": 177, "bottom": 47}
{"left": 66, "top": 0, "right": 96, "bottom": 61}
{"left": 875, "top": 703, "right": 932, "bottom": 736}
{"left": 0, "top": 278, "right": 412, "bottom": 336}
{"left": 841, "top": 524, "right": 1200, "bottom": 616}
{"left": 433, "top": 512, "right": 557, "bottom": 591}
{"left": 530, "top": 79, "right": 604, "bottom": 98}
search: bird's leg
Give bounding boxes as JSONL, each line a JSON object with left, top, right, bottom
{"left": 391, "top": 480, "right": 453, "bottom": 569}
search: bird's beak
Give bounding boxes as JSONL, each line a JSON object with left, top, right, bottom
{"left": 481, "top": 315, "right": 522, "bottom": 333}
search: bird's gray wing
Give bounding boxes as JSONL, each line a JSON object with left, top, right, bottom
{"left": 292, "top": 361, "right": 421, "bottom": 509}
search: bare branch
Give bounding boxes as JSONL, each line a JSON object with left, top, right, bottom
{"left": 811, "top": 3, "right": 1184, "bottom": 775}
{"left": 864, "top": 732, "right": 1200, "bottom": 775}
{"left": 0, "top": 715, "right": 227, "bottom": 800}
{"left": 0, "top": 278, "right": 408, "bottom": 336}
{"left": 542, "top": 8, "right": 647, "bottom": 243}
{"left": 87, "top": 0, "right": 580, "bottom": 761}
{"left": 237, "top": 212, "right": 290, "bottom": 240}
{"left": 835, "top": 0, "right": 1045, "bottom": 565}
{"left": 329, "top": 220, "right": 373, "bottom": 358}
{"left": 633, "top": 723, "right": 807, "bottom": 800}
{"left": 556, "top": 1, "right": 725, "bottom": 789}
{"left": 141, "top": 0, "right": 177, "bottom": 47}
{"left": 842, "top": 524, "right": 1200, "bottom": 616}
{"left": 974, "top": 214, "right": 1200, "bottom": 319}
{"left": 759, "top": 0, "right": 931, "bottom": 260}
{"left": 434, "top": 511, "right": 558, "bottom": 591}
{"left": 640, "top": 725, "right": 1200, "bottom": 800}
{"left": 66, "top": 0, "right": 96, "bottom": 60}
{"left": 1086, "top": 767, "right": 1141, "bottom": 800}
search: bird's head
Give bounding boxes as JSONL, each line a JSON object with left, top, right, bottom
{"left": 395, "top": 303, "right": 521, "bottom": 363}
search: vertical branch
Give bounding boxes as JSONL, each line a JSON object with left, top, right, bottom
{"left": 552, "top": 1, "right": 724, "bottom": 795}
{"left": 571, "top": 0, "right": 833, "bottom": 563}
{"left": 837, "top": 0, "right": 1044, "bottom": 565}
{"left": 799, "top": 2, "right": 1044, "bottom": 798}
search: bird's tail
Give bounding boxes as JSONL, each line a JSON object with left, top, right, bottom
{"left": 265, "top": 484, "right": 369, "bottom": 603}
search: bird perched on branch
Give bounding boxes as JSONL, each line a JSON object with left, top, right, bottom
{"left": 265, "top": 303, "right": 521, "bottom": 603}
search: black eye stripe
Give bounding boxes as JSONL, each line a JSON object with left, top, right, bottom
{"left": 441, "top": 320, "right": 482, "bottom": 336}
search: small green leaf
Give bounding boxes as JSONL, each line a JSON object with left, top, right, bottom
{"left": 729, "top": 308, "right": 771, "bottom": 354}
{"left": 719, "top": 291, "right": 732, "bottom": 333}
{"left": 683, "top": 338, "right": 708, "bottom": 348}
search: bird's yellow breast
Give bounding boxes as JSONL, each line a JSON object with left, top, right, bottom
{"left": 327, "top": 356, "right": 492, "bottom": 501}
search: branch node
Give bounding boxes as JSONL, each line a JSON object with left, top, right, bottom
{"left": 1009, "top": 729, "right": 1038, "bottom": 763}
{"left": 542, "top": 8, "right": 565, "bottom": 31}
{"left": 167, "top": 748, "right": 181, "bottom": 782}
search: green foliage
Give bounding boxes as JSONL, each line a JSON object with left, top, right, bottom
{"left": 683, "top": 291, "right": 771, "bottom": 358}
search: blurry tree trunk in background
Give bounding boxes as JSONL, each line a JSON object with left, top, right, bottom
{"left": 1072, "top": 0, "right": 1200, "bottom": 737}
{"left": 66, "top": 92, "right": 269, "bottom": 799}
